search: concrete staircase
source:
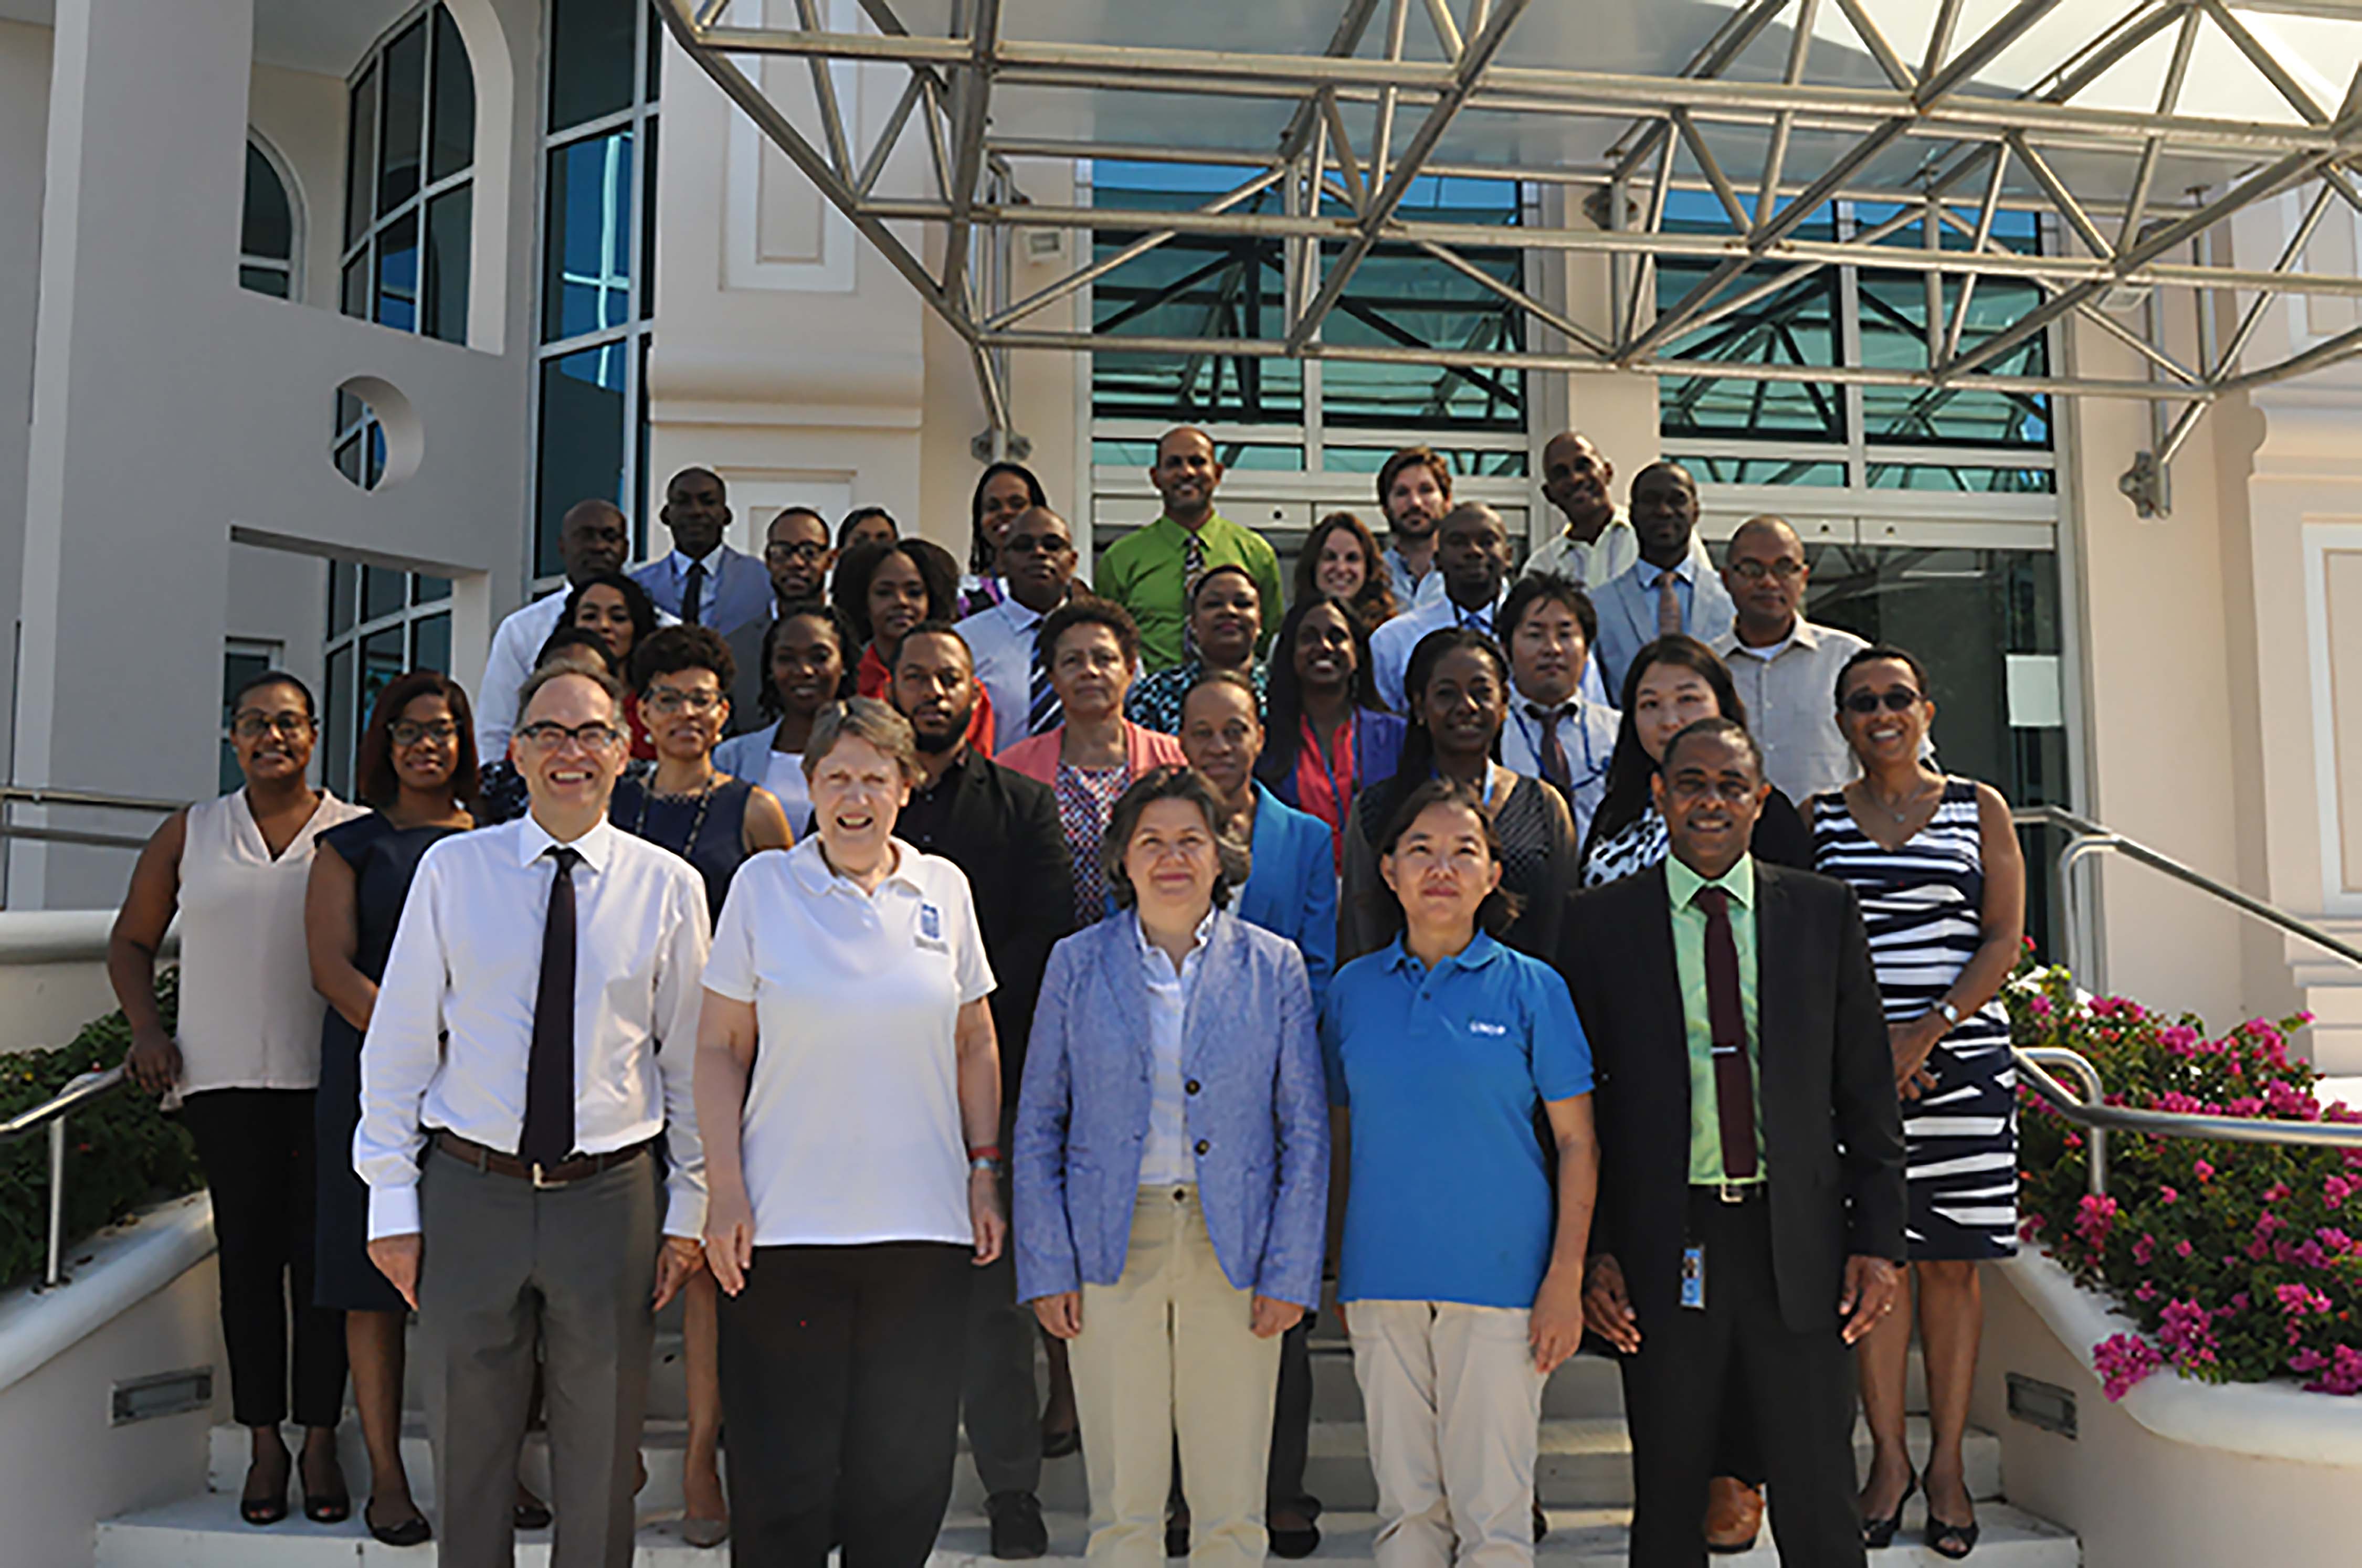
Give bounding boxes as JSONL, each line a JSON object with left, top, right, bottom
{"left": 93, "top": 1323, "right": 2080, "bottom": 1566}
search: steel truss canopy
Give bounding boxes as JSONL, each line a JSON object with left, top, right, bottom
{"left": 659, "top": 0, "right": 2362, "bottom": 493}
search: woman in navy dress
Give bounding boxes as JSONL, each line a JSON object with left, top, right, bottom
{"left": 608, "top": 624, "right": 793, "bottom": 1548}
{"left": 305, "top": 672, "right": 477, "bottom": 1546}
{"left": 1812, "top": 645, "right": 2023, "bottom": 1559}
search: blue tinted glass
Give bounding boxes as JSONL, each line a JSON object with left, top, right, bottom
{"left": 376, "top": 212, "right": 419, "bottom": 332}
{"left": 424, "top": 186, "right": 470, "bottom": 343}
{"left": 543, "top": 130, "right": 635, "bottom": 343}
{"left": 378, "top": 18, "right": 426, "bottom": 216}
{"left": 429, "top": 6, "right": 476, "bottom": 184}
{"left": 536, "top": 344, "right": 631, "bottom": 576}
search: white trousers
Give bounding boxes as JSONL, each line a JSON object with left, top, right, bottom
{"left": 1348, "top": 1299, "right": 1547, "bottom": 1568}
{"left": 1070, "top": 1185, "right": 1283, "bottom": 1568}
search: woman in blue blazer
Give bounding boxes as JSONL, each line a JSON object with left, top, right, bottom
{"left": 1015, "top": 765, "right": 1330, "bottom": 1568}
{"left": 1258, "top": 597, "right": 1406, "bottom": 873}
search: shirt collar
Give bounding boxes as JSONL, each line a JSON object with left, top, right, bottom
{"left": 516, "top": 813, "right": 619, "bottom": 873}
{"left": 1382, "top": 928, "right": 1506, "bottom": 977}
{"left": 786, "top": 832, "right": 924, "bottom": 896}
{"left": 1134, "top": 905, "right": 1219, "bottom": 970}
{"left": 1728, "top": 615, "right": 1818, "bottom": 661}
{"left": 673, "top": 545, "right": 725, "bottom": 576}
{"left": 1665, "top": 852, "right": 1756, "bottom": 913}
{"left": 1001, "top": 584, "right": 1070, "bottom": 630}
{"left": 1555, "top": 508, "right": 1628, "bottom": 544}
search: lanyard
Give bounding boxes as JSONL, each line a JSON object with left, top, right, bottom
{"left": 1516, "top": 704, "right": 1605, "bottom": 786}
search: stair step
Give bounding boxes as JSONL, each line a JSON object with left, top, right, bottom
{"left": 96, "top": 1500, "right": 2080, "bottom": 1567}
{"left": 1308, "top": 1345, "right": 1930, "bottom": 1423}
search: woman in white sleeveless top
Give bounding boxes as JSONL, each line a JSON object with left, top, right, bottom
{"left": 109, "top": 671, "right": 367, "bottom": 1528}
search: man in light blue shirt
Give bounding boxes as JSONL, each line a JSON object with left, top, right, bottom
{"left": 631, "top": 467, "right": 773, "bottom": 632}
{"left": 1590, "top": 462, "right": 1736, "bottom": 697}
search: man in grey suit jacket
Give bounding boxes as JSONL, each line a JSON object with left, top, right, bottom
{"left": 1591, "top": 461, "right": 1737, "bottom": 697}
{"left": 632, "top": 467, "right": 774, "bottom": 633}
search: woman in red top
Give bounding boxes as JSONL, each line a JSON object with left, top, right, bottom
{"left": 1257, "top": 596, "right": 1406, "bottom": 872}
{"left": 563, "top": 571, "right": 661, "bottom": 760}
{"left": 832, "top": 536, "right": 995, "bottom": 753}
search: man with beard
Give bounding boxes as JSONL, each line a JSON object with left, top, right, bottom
{"left": 888, "top": 623, "right": 1073, "bottom": 1560}
{"left": 631, "top": 467, "right": 772, "bottom": 633}
{"left": 957, "top": 505, "right": 1082, "bottom": 747}
{"left": 1590, "top": 461, "right": 1737, "bottom": 696}
{"left": 1526, "top": 430, "right": 1639, "bottom": 589}
{"left": 722, "top": 505, "right": 835, "bottom": 734}
{"left": 1095, "top": 427, "right": 1284, "bottom": 673}
{"left": 1376, "top": 446, "right": 1454, "bottom": 611}
{"left": 1367, "top": 502, "right": 1517, "bottom": 713}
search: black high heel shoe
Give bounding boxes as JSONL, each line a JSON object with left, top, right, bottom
{"left": 1926, "top": 1509, "right": 1980, "bottom": 1560}
{"left": 1861, "top": 1471, "right": 1918, "bottom": 1551}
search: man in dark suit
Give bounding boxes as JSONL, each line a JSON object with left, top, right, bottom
{"left": 889, "top": 621, "right": 1074, "bottom": 1560}
{"left": 1556, "top": 716, "right": 1903, "bottom": 1567}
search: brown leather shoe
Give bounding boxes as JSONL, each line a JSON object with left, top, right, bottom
{"left": 1704, "top": 1476, "right": 1764, "bottom": 1555}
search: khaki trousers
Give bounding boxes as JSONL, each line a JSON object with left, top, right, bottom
{"left": 1070, "top": 1185, "right": 1283, "bottom": 1568}
{"left": 1348, "top": 1300, "right": 1547, "bottom": 1568}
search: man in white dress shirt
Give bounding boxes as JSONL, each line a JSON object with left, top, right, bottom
{"left": 1498, "top": 572, "right": 1621, "bottom": 846}
{"left": 1713, "top": 515, "right": 1872, "bottom": 804}
{"left": 722, "top": 504, "right": 835, "bottom": 734}
{"left": 474, "top": 499, "right": 639, "bottom": 760}
{"left": 1524, "top": 430, "right": 1639, "bottom": 588}
{"left": 1589, "top": 461, "right": 1737, "bottom": 698}
{"left": 956, "top": 504, "right": 1080, "bottom": 750}
{"left": 357, "top": 665, "right": 711, "bottom": 1568}
{"left": 1368, "top": 502, "right": 1516, "bottom": 713}
{"left": 1376, "top": 446, "right": 1453, "bottom": 612}
{"left": 633, "top": 467, "right": 774, "bottom": 634}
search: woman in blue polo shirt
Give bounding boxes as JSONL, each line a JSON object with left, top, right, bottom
{"left": 1321, "top": 778, "right": 1598, "bottom": 1568}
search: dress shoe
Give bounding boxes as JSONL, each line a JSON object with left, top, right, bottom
{"left": 1705, "top": 1476, "right": 1765, "bottom": 1554}
{"left": 988, "top": 1490, "right": 1049, "bottom": 1560}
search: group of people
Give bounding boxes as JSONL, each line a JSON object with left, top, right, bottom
{"left": 103, "top": 430, "right": 2027, "bottom": 1568}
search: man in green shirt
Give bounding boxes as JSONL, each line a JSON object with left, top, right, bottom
{"left": 1095, "top": 427, "right": 1285, "bottom": 673}
{"left": 1554, "top": 716, "right": 1903, "bottom": 1567}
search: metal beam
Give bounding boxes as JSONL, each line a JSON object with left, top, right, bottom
{"left": 938, "top": 0, "right": 1003, "bottom": 319}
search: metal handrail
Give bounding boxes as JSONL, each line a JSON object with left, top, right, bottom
{"left": 0, "top": 784, "right": 184, "bottom": 854}
{"left": 0, "top": 1066, "right": 126, "bottom": 1288}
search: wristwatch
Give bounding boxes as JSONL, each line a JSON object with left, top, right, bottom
{"left": 1937, "top": 1001, "right": 1962, "bottom": 1027}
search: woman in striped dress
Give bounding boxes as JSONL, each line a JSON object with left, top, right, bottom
{"left": 1811, "top": 644, "right": 2024, "bottom": 1562}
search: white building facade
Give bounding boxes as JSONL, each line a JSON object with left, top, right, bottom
{"left": 0, "top": 0, "right": 2359, "bottom": 1067}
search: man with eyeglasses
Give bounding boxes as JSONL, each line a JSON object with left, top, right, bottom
{"left": 357, "top": 662, "right": 711, "bottom": 1568}
{"left": 1711, "top": 516, "right": 1873, "bottom": 805}
{"left": 723, "top": 506, "right": 837, "bottom": 734}
{"left": 956, "top": 505, "right": 1082, "bottom": 750}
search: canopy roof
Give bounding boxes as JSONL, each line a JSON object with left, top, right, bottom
{"left": 660, "top": 0, "right": 2362, "bottom": 491}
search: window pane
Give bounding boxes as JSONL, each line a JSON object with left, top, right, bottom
{"left": 647, "top": 3, "right": 663, "bottom": 99}
{"left": 411, "top": 612, "right": 452, "bottom": 674}
{"left": 376, "top": 211, "right": 419, "bottom": 332}
{"left": 536, "top": 344, "right": 631, "bottom": 578}
{"left": 1656, "top": 259, "right": 1843, "bottom": 442}
{"left": 240, "top": 265, "right": 291, "bottom": 299}
{"left": 424, "top": 185, "right": 471, "bottom": 343}
{"left": 367, "top": 423, "right": 388, "bottom": 490}
{"left": 342, "top": 251, "right": 368, "bottom": 318}
{"left": 329, "top": 559, "right": 357, "bottom": 637}
{"left": 378, "top": 18, "right": 427, "bottom": 216}
{"left": 1864, "top": 462, "right": 2057, "bottom": 493}
{"left": 242, "top": 144, "right": 292, "bottom": 261}
{"left": 363, "top": 566, "right": 407, "bottom": 623}
{"left": 221, "top": 647, "right": 275, "bottom": 794}
{"left": 345, "top": 65, "right": 377, "bottom": 249}
{"left": 1857, "top": 270, "right": 2053, "bottom": 448}
{"left": 544, "top": 131, "right": 635, "bottom": 343}
{"left": 361, "top": 626, "right": 407, "bottom": 729}
{"left": 550, "top": 0, "right": 637, "bottom": 133}
{"left": 324, "top": 646, "right": 356, "bottom": 796}
{"left": 334, "top": 436, "right": 363, "bottom": 486}
{"left": 414, "top": 574, "right": 452, "bottom": 603}
{"left": 638, "top": 114, "right": 659, "bottom": 320}
{"left": 1682, "top": 455, "right": 1849, "bottom": 485}
{"left": 429, "top": 5, "right": 476, "bottom": 184}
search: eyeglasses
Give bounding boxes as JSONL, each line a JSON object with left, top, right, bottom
{"left": 644, "top": 688, "right": 723, "bottom": 716}
{"left": 1000, "top": 534, "right": 1074, "bottom": 557}
{"left": 230, "top": 712, "right": 314, "bottom": 740}
{"left": 1727, "top": 558, "right": 1805, "bottom": 581}
{"left": 1842, "top": 688, "right": 1923, "bottom": 714}
{"left": 390, "top": 720, "right": 459, "bottom": 747}
{"left": 515, "top": 721, "right": 625, "bottom": 751}
{"left": 764, "top": 542, "right": 829, "bottom": 564}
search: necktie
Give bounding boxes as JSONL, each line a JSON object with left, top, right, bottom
{"left": 1027, "top": 631, "right": 1064, "bottom": 735}
{"left": 682, "top": 561, "right": 708, "bottom": 628}
{"left": 1459, "top": 601, "right": 1492, "bottom": 635}
{"left": 1180, "top": 531, "right": 1207, "bottom": 660}
{"left": 520, "top": 845, "right": 582, "bottom": 1170}
{"left": 1692, "top": 886, "right": 1759, "bottom": 1180}
{"left": 1655, "top": 569, "right": 1684, "bottom": 639}
{"left": 1527, "top": 703, "right": 1572, "bottom": 795}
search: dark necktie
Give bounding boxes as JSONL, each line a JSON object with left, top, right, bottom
{"left": 520, "top": 845, "right": 582, "bottom": 1170}
{"left": 682, "top": 561, "right": 708, "bottom": 628}
{"left": 1527, "top": 703, "right": 1572, "bottom": 795}
{"left": 1180, "top": 531, "right": 1207, "bottom": 661}
{"left": 1655, "top": 569, "right": 1684, "bottom": 638}
{"left": 1691, "top": 885, "right": 1759, "bottom": 1180}
{"left": 1027, "top": 628, "right": 1063, "bottom": 735}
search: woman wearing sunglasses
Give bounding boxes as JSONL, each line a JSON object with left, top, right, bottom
{"left": 1812, "top": 645, "right": 2024, "bottom": 1561}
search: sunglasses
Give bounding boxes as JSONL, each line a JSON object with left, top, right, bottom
{"left": 1842, "top": 687, "right": 1923, "bottom": 715}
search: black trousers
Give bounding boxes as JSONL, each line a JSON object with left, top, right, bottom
{"left": 1619, "top": 1191, "right": 1863, "bottom": 1568}
{"left": 178, "top": 1088, "right": 347, "bottom": 1429}
{"left": 720, "top": 1242, "right": 972, "bottom": 1568}
{"left": 1266, "top": 1318, "right": 1318, "bottom": 1517}
{"left": 962, "top": 1234, "right": 1042, "bottom": 1499}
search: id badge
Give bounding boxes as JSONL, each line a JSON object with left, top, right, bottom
{"left": 1679, "top": 1243, "right": 1707, "bottom": 1310}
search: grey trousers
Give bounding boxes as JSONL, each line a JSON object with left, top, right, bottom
{"left": 962, "top": 1239, "right": 1044, "bottom": 1498}
{"left": 416, "top": 1145, "right": 658, "bottom": 1568}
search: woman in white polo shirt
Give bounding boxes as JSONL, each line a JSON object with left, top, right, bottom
{"left": 696, "top": 696, "right": 1009, "bottom": 1568}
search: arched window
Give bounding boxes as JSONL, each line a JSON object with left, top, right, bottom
{"left": 240, "top": 139, "right": 298, "bottom": 299}
{"left": 342, "top": 3, "right": 474, "bottom": 343}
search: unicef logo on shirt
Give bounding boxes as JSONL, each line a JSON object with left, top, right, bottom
{"left": 916, "top": 902, "right": 947, "bottom": 950}
{"left": 1468, "top": 1020, "right": 1509, "bottom": 1036}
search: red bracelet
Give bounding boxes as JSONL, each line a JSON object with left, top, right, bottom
{"left": 968, "top": 1144, "right": 1002, "bottom": 1164}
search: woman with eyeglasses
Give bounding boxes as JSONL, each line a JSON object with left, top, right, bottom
{"left": 109, "top": 671, "right": 370, "bottom": 1528}
{"left": 963, "top": 461, "right": 1051, "bottom": 616}
{"left": 565, "top": 570, "right": 662, "bottom": 762}
{"left": 303, "top": 672, "right": 478, "bottom": 1546}
{"left": 1814, "top": 646, "right": 2023, "bottom": 1561}
{"left": 715, "top": 601, "right": 860, "bottom": 838}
